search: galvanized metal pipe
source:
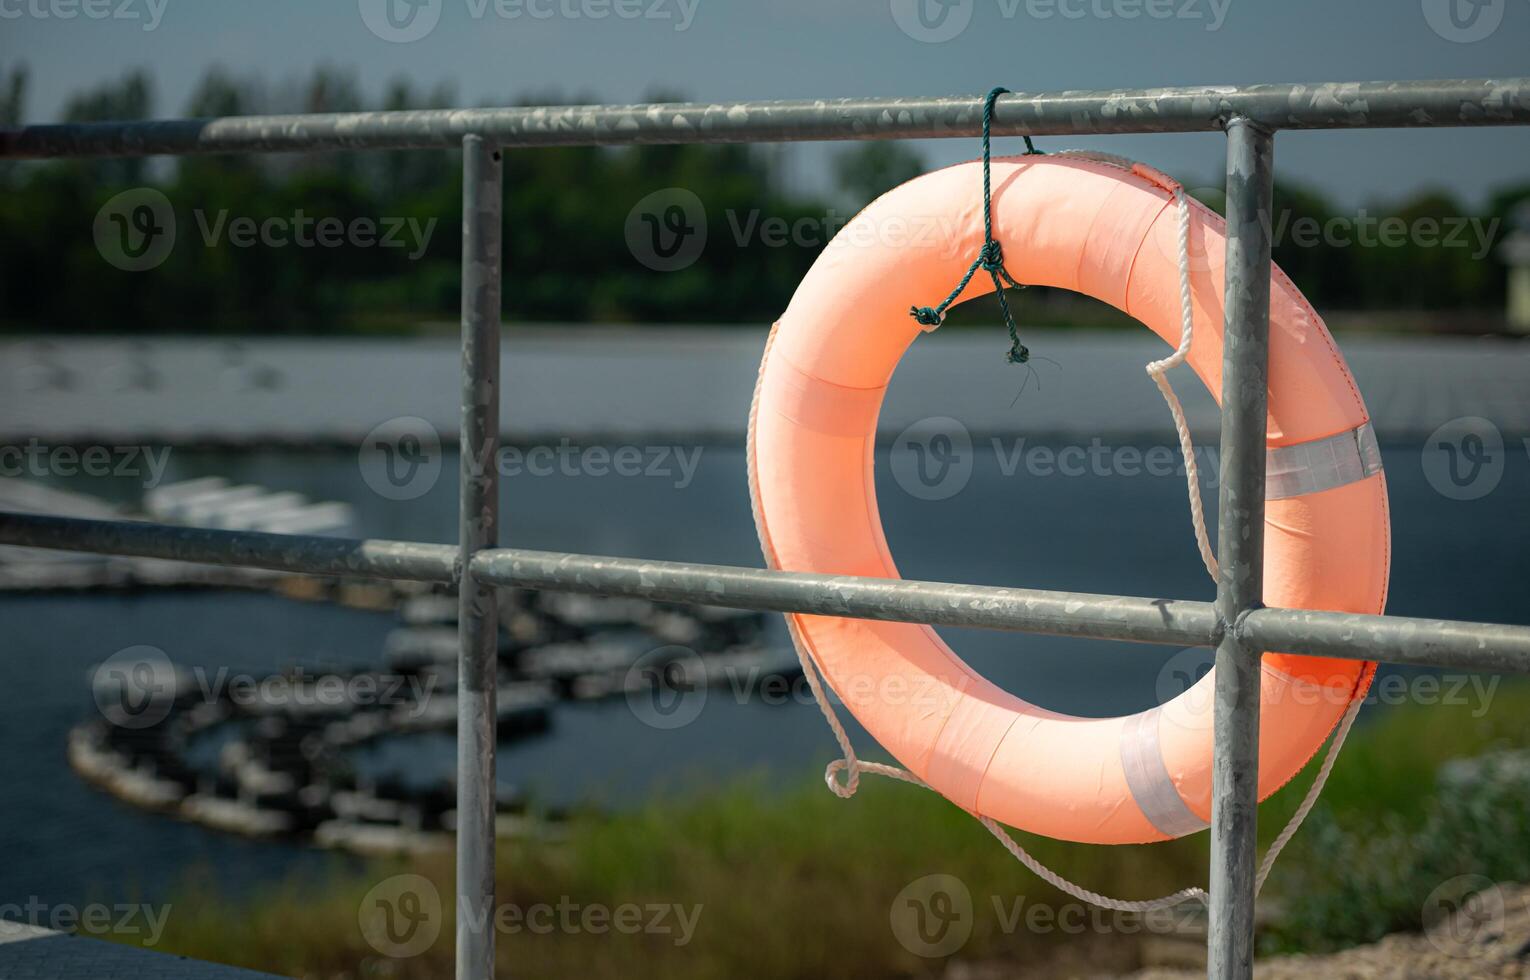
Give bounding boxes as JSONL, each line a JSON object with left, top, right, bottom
{"left": 470, "top": 548, "right": 1220, "bottom": 647}
{"left": 6, "top": 509, "right": 1530, "bottom": 673}
{"left": 1239, "top": 607, "right": 1530, "bottom": 674}
{"left": 3, "top": 78, "right": 1527, "bottom": 159}
{"left": 0, "top": 509, "right": 456, "bottom": 581}
{"left": 455, "top": 134, "right": 502, "bottom": 980}
{"left": 1208, "top": 117, "right": 1277, "bottom": 980}
{"left": 5, "top": 511, "right": 1530, "bottom": 673}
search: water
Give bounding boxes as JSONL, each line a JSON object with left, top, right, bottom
{"left": 3, "top": 440, "right": 1527, "bottom": 911}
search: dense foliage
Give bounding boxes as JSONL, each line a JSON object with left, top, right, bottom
{"left": 2, "top": 64, "right": 1527, "bottom": 334}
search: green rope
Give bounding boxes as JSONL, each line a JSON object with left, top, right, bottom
{"left": 908, "top": 86, "right": 1042, "bottom": 364}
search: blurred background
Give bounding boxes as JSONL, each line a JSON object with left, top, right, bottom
{"left": 2, "top": 2, "right": 1529, "bottom": 977}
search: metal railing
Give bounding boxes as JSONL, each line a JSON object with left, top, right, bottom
{"left": 4, "top": 76, "right": 1530, "bottom": 979}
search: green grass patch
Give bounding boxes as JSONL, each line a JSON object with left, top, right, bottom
{"left": 132, "top": 681, "right": 1530, "bottom": 978}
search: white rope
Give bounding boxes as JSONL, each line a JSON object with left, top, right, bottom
{"left": 744, "top": 179, "right": 1365, "bottom": 920}
{"left": 1145, "top": 187, "right": 1366, "bottom": 900}
{"left": 1146, "top": 187, "right": 1219, "bottom": 582}
{"left": 1255, "top": 686, "right": 1365, "bottom": 895}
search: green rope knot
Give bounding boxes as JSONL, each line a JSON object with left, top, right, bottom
{"left": 907, "top": 86, "right": 1040, "bottom": 365}
{"left": 910, "top": 306, "right": 944, "bottom": 327}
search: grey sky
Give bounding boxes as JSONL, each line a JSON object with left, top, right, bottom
{"left": 4, "top": 0, "right": 1528, "bottom": 206}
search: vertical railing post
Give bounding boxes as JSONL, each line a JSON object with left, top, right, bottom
{"left": 456, "top": 134, "right": 503, "bottom": 980}
{"left": 1208, "top": 116, "right": 1276, "bottom": 979}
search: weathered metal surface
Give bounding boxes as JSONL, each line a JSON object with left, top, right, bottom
{"left": 5, "top": 511, "right": 1529, "bottom": 674}
{"left": 1240, "top": 607, "right": 1530, "bottom": 674}
{"left": 1208, "top": 117, "right": 1276, "bottom": 980}
{"left": 455, "top": 135, "right": 502, "bottom": 980}
{"left": 471, "top": 548, "right": 1220, "bottom": 647}
{"left": 0, "top": 510, "right": 455, "bottom": 582}
{"left": 2, "top": 78, "right": 1527, "bottom": 158}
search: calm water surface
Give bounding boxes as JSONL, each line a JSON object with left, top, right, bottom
{"left": 3, "top": 440, "right": 1527, "bottom": 909}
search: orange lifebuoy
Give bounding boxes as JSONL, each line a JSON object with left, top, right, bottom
{"left": 747, "top": 154, "right": 1389, "bottom": 845}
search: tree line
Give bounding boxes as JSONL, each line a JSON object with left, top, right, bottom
{"left": 1, "top": 64, "right": 1525, "bottom": 335}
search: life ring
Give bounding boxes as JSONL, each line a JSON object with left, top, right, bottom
{"left": 747, "top": 154, "right": 1390, "bottom": 845}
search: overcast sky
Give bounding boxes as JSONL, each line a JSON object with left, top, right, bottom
{"left": 5, "top": 0, "right": 1529, "bottom": 206}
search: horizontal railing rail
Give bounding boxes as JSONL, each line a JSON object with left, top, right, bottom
{"left": 2, "top": 77, "right": 1528, "bottom": 158}
{"left": 5, "top": 511, "right": 1528, "bottom": 673}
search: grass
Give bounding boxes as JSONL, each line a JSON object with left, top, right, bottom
{"left": 126, "top": 681, "right": 1530, "bottom": 978}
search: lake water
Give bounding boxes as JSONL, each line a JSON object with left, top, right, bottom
{"left": 3, "top": 436, "right": 1527, "bottom": 912}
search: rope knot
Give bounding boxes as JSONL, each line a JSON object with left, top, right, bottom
{"left": 905, "top": 86, "right": 1037, "bottom": 367}
{"left": 910, "top": 306, "right": 943, "bottom": 328}
{"left": 824, "top": 759, "right": 861, "bottom": 798}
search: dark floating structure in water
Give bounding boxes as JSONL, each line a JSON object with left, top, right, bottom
{"left": 71, "top": 584, "right": 800, "bottom": 855}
